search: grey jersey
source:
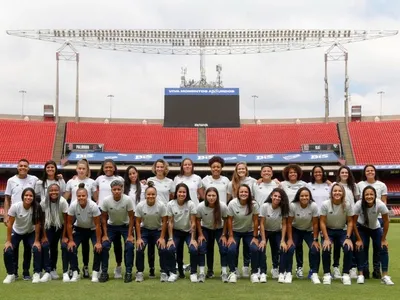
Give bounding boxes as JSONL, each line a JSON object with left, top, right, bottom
{"left": 320, "top": 200, "right": 354, "bottom": 230}
{"left": 100, "top": 194, "right": 134, "bottom": 226}
{"left": 260, "top": 202, "right": 284, "bottom": 232}
{"left": 135, "top": 200, "right": 167, "bottom": 230}
{"left": 227, "top": 198, "right": 259, "bottom": 233}
{"left": 196, "top": 201, "right": 228, "bottom": 230}
{"left": 167, "top": 200, "right": 197, "bottom": 232}
{"left": 353, "top": 199, "right": 389, "bottom": 229}
{"left": 289, "top": 201, "right": 319, "bottom": 231}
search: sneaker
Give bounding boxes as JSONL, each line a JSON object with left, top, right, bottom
{"left": 250, "top": 273, "right": 260, "bottom": 283}
{"left": 91, "top": 271, "right": 99, "bottom": 283}
{"left": 135, "top": 272, "right": 144, "bottom": 282}
{"left": 32, "top": 273, "right": 40, "bottom": 284}
{"left": 242, "top": 266, "right": 250, "bottom": 278}
{"left": 39, "top": 272, "right": 52, "bottom": 283}
{"left": 114, "top": 266, "right": 122, "bottom": 279}
{"left": 221, "top": 273, "right": 228, "bottom": 283}
{"left": 357, "top": 275, "right": 365, "bottom": 284}
{"left": 349, "top": 268, "right": 358, "bottom": 279}
{"left": 206, "top": 270, "right": 214, "bottom": 279}
{"left": 183, "top": 264, "right": 191, "bottom": 272}
{"left": 234, "top": 268, "right": 241, "bottom": 279}
{"left": 149, "top": 268, "right": 156, "bottom": 279}
{"left": 363, "top": 268, "right": 370, "bottom": 279}
{"left": 323, "top": 273, "right": 332, "bottom": 285}
{"left": 62, "top": 272, "right": 70, "bottom": 282}
{"left": 190, "top": 274, "right": 198, "bottom": 283}
{"left": 278, "top": 273, "right": 285, "bottom": 283}
{"left": 296, "top": 267, "right": 304, "bottom": 279}
{"left": 14, "top": 274, "right": 19, "bottom": 280}
{"left": 124, "top": 273, "right": 133, "bottom": 283}
{"left": 228, "top": 272, "right": 237, "bottom": 283}
{"left": 307, "top": 269, "right": 313, "bottom": 279}
{"left": 342, "top": 273, "right": 351, "bottom": 285}
{"left": 333, "top": 267, "right": 341, "bottom": 279}
{"left": 70, "top": 271, "right": 80, "bottom": 282}
{"left": 160, "top": 272, "right": 168, "bottom": 282}
{"left": 82, "top": 266, "right": 90, "bottom": 278}
{"left": 271, "top": 268, "right": 279, "bottom": 279}
{"left": 259, "top": 273, "right": 267, "bottom": 283}
{"left": 50, "top": 270, "right": 59, "bottom": 280}
{"left": 23, "top": 274, "right": 32, "bottom": 281}
{"left": 198, "top": 273, "right": 205, "bottom": 283}
{"left": 311, "top": 273, "right": 321, "bottom": 284}
{"left": 68, "top": 269, "right": 73, "bottom": 278}
{"left": 284, "top": 273, "right": 293, "bottom": 284}
{"left": 167, "top": 273, "right": 178, "bottom": 282}
{"left": 3, "top": 274, "right": 15, "bottom": 284}
{"left": 99, "top": 272, "right": 109, "bottom": 283}
{"left": 381, "top": 275, "right": 394, "bottom": 285}
{"left": 178, "top": 270, "right": 185, "bottom": 279}
{"left": 373, "top": 269, "right": 382, "bottom": 279}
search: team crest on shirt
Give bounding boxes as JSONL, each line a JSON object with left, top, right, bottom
{"left": 164, "top": 185, "right": 168, "bottom": 188}
{"left": 19, "top": 214, "right": 23, "bottom": 217}
{"left": 296, "top": 214, "right": 300, "bottom": 216}
{"left": 204, "top": 213, "right": 208, "bottom": 216}
{"left": 267, "top": 214, "right": 271, "bottom": 217}
{"left": 236, "top": 211, "right": 240, "bottom": 214}
{"left": 184, "top": 209, "right": 189, "bottom": 213}
{"left": 144, "top": 213, "right": 147, "bottom": 215}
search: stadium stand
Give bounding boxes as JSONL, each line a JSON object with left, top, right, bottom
{"left": 0, "top": 119, "right": 56, "bottom": 164}
{"left": 65, "top": 122, "right": 198, "bottom": 153}
{"left": 206, "top": 123, "right": 340, "bottom": 153}
{"left": 348, "top": 121, "right": 400, "bottom": 165}
{"left": 0, "top": 178, "right": 6, "bottom": 192}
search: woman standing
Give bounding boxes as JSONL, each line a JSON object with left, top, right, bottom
{"left": 166, "top": 183, "right": 198, "bottom": 282}
{"left": 319, "top": 183, "right": 354, "bottom": 285}
{"left": 353, "top": 186, "right": 394, "bottom": 285}
{"left": 196, "top": 187, "right": 229, "bottom": 282}
{"left": 147, "top": 159, "right": 175, "bottom": 205}
{"left": 174, "top": 158, "right": 203, "bottom": 208}
{"left": 40, "top": 184, "right": 69, "bottom": 282}
{"left": 286, "top": 187, "right": 321, "bottom": 284}
{"left": 226, "top": 184, "right": 260, "bottom": 283}
{"left": 66, "top": 183, "right": 102, "bottom": 283}
{"left": 253, "top": 165, "right": 278, "bottom": 207}
{"left": 135, "top": 182, "right": 170, "bottom": 282}
{"left": 258, "top": 188, "right": 291, "bottom": 283}
{"left": 3, "top": 188, "right": 43, "bottom": 284}
{"left": 35, "top": 160, "right": 66, "bottom": 203}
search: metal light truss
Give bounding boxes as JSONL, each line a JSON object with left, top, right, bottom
{"left": 6, "top": 29, "right": 398, "bottom": 54}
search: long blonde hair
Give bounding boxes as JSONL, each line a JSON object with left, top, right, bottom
{"left": 231, "top": 162, "right": 249, "bottom": 198}
{"left": 330, "top": 183, "right": 346, "bottom": 212}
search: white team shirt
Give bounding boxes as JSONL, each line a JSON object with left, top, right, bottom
{"left": 320, "top": 200, "right": 354, "bottom": 230}
{"left": 5, "top": 174, "right": 38, "bottom": 204}
{"left": 147, "top": 176, "right": 175, "bottom": 205}
{"left": 68, "top": 200, "right": 101, "bottom": 230}
{"left": 65, "top": 177, "right": 96, "bottom": 202}
{"left": 174, "top": 174, "right": 202, "bottom": 207}
{"left": 357, "top": 181, "right": 388, "bottom": 200}
{"left": 260, "top": 202, "right": 284, "bottom": 232}
{"left": 128, "top": 183, "right": 146, "bottom": 207}
{"left": 8, "top": 202, "right": 35, "bottom": 235}
{"left": 167, "top": 200, "right": 197, "bottom": 232}
{"left": 227, "top": 176, "right": 257, "bottom": 198}
{"left": 196, "top": 201, "right": 228, "bottom": 230}
{"left": 253, "top": 181, "right": 279, "bottom": 207}
{"left": 100, "top": 194, "right": 134, "bottom": 226}
{"left": 353, "top": 199, "right": 389, "bottom": 230}
{"left": 227, "top": 198, "right": 259, "bottom": 232}
{"left": 289, "top": 201, "right": 319, "bottom": 231}
{"left": 40, "top": 196, "right": 69, "bottom": 226}
{"left": 307, "top": 182, "right": 330, "bottom": 209}
{"left": 35, "top": 179, "right": 66, "bottom": 202}
{"left": 202, "top": 175, "right": 230, "bottom": 205}
{"left": 94, "top": 175, "right": 124, "bottom": 207}
{"left": 280, "top": 180, "right": 308, "bottom": 202}
{"left": 135, "top": 201, "right": 167, "bottom": 230}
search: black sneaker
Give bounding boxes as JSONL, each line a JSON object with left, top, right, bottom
{"left": 372, "top": 269, "right": 382, "bottom": 279}
{"left": 14, "top": 274, "right": 19, "bottom": 280}
{"left": 82, "top": 266, "right": 90, "bottom": 278}
{"left": 206, "top": 270, "right": 214, "bottom": 279}
{"left": 363, "top": 268, "right": 370, "bottom": 279}
{"left": 23, "top": 272, "right": 31, "bottom": 281}
{"left": 99, "top": 272, "right": 109, "bottom": 283}
{"left": 178, "top": 270, "right": 185, "bottom": 279}
{"left": 124, "top": 273, "right": 133, "bottom": 283}
{"left": 68, "top": 269, "right": 73, "bottom": 278}
{"left": 149, "top": 268, "right": 156, "bottom": 279}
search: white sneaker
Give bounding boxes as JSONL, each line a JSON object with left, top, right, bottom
{"left": 250, "top": 273, "right": 260, "bottom": 283}
{"left": 221, "top": 273, "right": 229, "bottom": 283}
{"left": 357, "top": 275, "right": 364, "bottom": 284}
{"left": 242, "top": 266, "right": 250, "bottom": 278}
{"left": 342, "top": 273, "right": 351, "bottom": 285}
{"left": 323, "top": 273, "right": 332, "bottom": 285}
{"left": 271, "top": 268, "right": 279, "bottom": 279}
{"left": 190, "top": 274, "right": 198, "bottom": 283}
{"left": 259, "top": 273, "right": 267, "bottom": 283}
{"left": 160, "top": 272, "right": 168, "bottom": 282}
{"left": 349, "top": 268, "right": 358, "bottom": 279}
{"left": 284, "top": 273, "right": 293, "bottom": 284}
{"left": 3, "top": 274, "right": 15, "bottom": 284}
{"left": 381, "top": 275, "right": 394, "bottom": 285}
{"left": 234, "top": 268, "right": 241, "bottom": 278}
{"left": 167, "top": 273, "right": 178, "bottom": 282}
{"left": 70, "top": 271, "right": 80, "bottom": 282}
{"left": 228, "top": 272, "right": 237, "bottom": 283}
{"left": 198, "top": 273, "right": 205, "bottom": 283}
{"left": 136, "top": 272, "right": 144, "bottom": 282}
{"left": 183, "top": 264, "right": 191, "bottom": 272}
{"left": 296, "top": 267, "right": 304, "bottom": 279}
{"left": 114, "top": 266, "right": 122, "bottom": 279}
{"left": 91, "top": 271, "right": 99, "bottom": 283}
{"left": 333, "top": 267, "right": 341, "bottom": 279}
{"left": 39, "top": 272, "right": 52, "bottom": 283}
{"left": 32, "top": 273, "right": 40, "bottom": 284}
{"left": 311, "top": 273, "right": 321, "bottom": 284}
{"left": 278, "top": 273, "right": 285, "bottom": 283}
{"left": 50, "top": 270, "right": 59, "bottom": 280}
{"left": 62, "top": 272, "right": 70, "bottom": 282}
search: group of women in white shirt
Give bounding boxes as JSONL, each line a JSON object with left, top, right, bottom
{"left": 2, "top": 158, "right": 394, "bottom": 286}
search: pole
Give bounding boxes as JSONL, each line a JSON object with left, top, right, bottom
{"left": 56, "top": 52, "right": 60, "bottom": 123}
{"left": 107, "top": 94, "right": 114, "bottom": 120}
{"left": 75, "top": 53, "right": 80, "bottom": 122}
{"left": 377, "top": 91, "right": 384, "bottom": 118}
{"left": 19, "top": 90, "right": 26, "bottom": 117}
{"left": 251, "top": 95, "right": 258, "bottom": 123}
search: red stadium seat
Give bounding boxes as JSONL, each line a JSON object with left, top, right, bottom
{"left": 0, "top": 120, "right": 56, "bottom": 164}
{"left": 206, "top": 123, "right": 340, "bottom": 153}
{"left": 348, "top": 121, "right": 400, "bottom": 165}
{"left": 65, "top": 122, "right": 198, "bottom": 153}
{"left": 0, "top": 178, "right": 6, "bottom": 192}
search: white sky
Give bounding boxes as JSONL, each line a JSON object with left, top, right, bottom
{"left": 1, "top": 0, "right": 399, "bottom": 120}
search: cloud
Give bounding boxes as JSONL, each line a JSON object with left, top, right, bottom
{"left": 0, "top": 0, "right": 399, "bottom": 120}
